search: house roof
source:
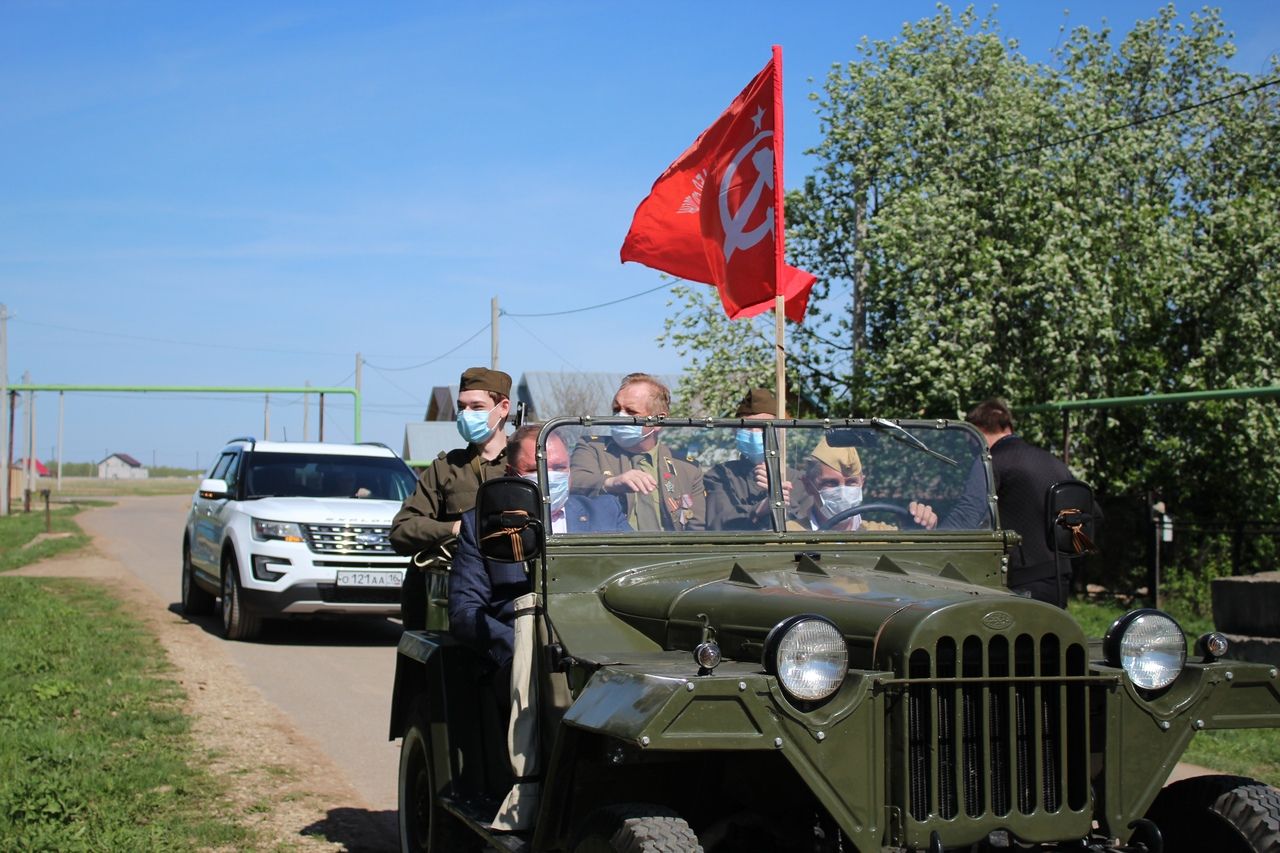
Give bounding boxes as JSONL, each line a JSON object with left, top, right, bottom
{"left": 401, "top": 422, "right": 467, "bottom": 465}
{"left": 99, "top": 452, "right": 142, "bottom": 468}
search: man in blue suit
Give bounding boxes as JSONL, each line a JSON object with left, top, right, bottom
{"left": 449, "top": 425, "right": 628, "bottom": 668}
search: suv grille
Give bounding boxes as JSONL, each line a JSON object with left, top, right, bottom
{"left": 301, "top": 523, "right": 395, "bottom": 555}
{"left": 892, "top": 633, "right": 1097, "bottom": 837}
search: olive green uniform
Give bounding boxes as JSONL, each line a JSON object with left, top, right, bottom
{"left": 570, "top": 437, "right": 705, "bottom": 531}
{"left": 704, "top": 458, "right": 812, "bottom": 531}
{"left": 391, "top": 445, "right": 508, "bottom": 630}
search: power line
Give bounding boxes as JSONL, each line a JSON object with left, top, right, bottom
{"left": 506, "top": 315, "right": 584, "bottom": 372}
{"left": 502, "top": 280, "right": 679, "bottom": 318}
{"left": 993, "top": 75, "right": 1280, "bottom": 164}
{"left": 361, "top": 323, "right": 490, "bottom": 372}
{"left": 11, "top": 317, "right": 356, "bottom": 359}
{"left": 364, "top": 362, "right": 427, "bottom": 405}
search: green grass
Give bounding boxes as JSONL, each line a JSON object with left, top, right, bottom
{"left": 0, "top": 576, "right": 252, "bottom": 851}
{"left": 1070, "top": 597, "right": 1280, "bottom": 785}
{"left": 0, "top": 505, "right": 96, "bottom": 573}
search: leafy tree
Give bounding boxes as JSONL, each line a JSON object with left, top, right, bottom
{"left": 660, "top": 4, "right": 1280, "bottom": 583}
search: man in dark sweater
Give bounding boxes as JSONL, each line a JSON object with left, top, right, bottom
{"left": 966, "top": 398, "right": 1074, "bottom": 607}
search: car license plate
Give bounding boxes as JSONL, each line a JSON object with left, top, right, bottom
{"left": 336, "top": 570, "right": 405, "bottom": 588}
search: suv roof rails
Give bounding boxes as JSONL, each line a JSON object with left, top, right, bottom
{"left": 359, "top": 441, "right": 394, "bottom": 451}
{"left": 226, "top": 436, "right": 257, "bottom": 446}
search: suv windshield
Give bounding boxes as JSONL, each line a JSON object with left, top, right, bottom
{"left": 540, "top": 419, "right": 993, "bottom": 535}
{"left": 242, "top": 452, "right": 417, "bottom": 501}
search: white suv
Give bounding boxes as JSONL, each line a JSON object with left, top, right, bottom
{"left": 180, "top": 437, "right": 418, "bottom": 641}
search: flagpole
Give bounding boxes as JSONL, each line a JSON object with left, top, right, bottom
{"left": 771, "top": 45, "right": 788, "bottom": 486}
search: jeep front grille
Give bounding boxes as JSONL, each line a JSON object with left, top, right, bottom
{"left": 893, "top": 633, "right": 1097, "bottom": 837}
{"left": 300, "top": 523, "right": 395, "bottom": 555}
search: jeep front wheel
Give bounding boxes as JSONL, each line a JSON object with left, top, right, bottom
{"left": 572, "top": 803, "right": 704, "bottom": 853}
{"left": 220, "top": 552, "right": 261, "bottom": 641}
{"left": 398, "top": 705, "right": 478, "bottom": 852}
{"left": 1145, "top": 774, "right": 1280, "bottom": 852}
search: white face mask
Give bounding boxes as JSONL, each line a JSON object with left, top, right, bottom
{"left": 819, "top": 484, "right": 863, "bottom": 517}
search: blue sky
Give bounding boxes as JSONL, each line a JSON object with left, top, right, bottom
{"left": 2, "top": 1, "right": 1276, "bottom": 467}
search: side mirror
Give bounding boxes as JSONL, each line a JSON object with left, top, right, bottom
{"left": 1046, "top": 480, "right": 1098, "bottom": 557}
{"left": 199, "top": 478, "right": 229, "bottom": 499}
{"left": 475, "top": 476, "right": 544, "bottom": 563}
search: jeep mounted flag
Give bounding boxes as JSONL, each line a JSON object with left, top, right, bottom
{"left": 620, "top": 46, "right": 816, "bottom": 323}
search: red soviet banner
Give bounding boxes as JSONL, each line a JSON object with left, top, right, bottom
{"left": 620, "top": 48, "right": 816, "bottom": 322}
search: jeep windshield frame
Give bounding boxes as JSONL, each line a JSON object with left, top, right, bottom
{"left": 532, "top": 416, "right": 997, "bottom": 538}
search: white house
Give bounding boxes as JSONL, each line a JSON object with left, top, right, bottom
{"left": 98, "top": 452, "right": 149, "bottom": 480}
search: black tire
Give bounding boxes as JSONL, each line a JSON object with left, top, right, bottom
{"left": 398, "top": 704, "right": 479, "bottom": 852}
{"left": 572, "top": 803, "right": 704, "bottom": 853}
{"left": 181, "top": 540, "right": 215, "bottom": 616}
{"left": 220, "top": 552, "right": 261, "bottom": 641}
{"left": 1146, "top": 774, "right": 1280, "bottom": 853}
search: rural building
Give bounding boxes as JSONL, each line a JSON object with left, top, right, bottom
{"left": 98, "top": 452, "right": 149, "bottom": 480}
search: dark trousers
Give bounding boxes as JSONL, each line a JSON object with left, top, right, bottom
{"left": 400, "top": 568, "right": 427, "bottom": 631}
{"left": 1011, "top": 572, "right": 1072, "bottom": 609}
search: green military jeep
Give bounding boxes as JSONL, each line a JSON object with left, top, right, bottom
{"left": 388, "top": 417, "right": 1280, "bottom": 852}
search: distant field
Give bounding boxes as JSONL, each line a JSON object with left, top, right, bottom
{"left": 19, "top": 476, "right": 200, "bottom": 499}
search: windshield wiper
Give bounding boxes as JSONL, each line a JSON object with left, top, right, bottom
{"left": 869, "top": 418, "right": 959, "bottom": 467}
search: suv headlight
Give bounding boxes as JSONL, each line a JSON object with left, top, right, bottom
{"left": 1104, "top": 608, "right": 1186, "bottom": 691}
{"left": 763, "top": 615, "right": 848, "bottom": 703}
{"left": 252, "top": 519, "right": 305, "bottom": 543}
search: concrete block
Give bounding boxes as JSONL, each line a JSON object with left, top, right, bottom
{"left": 1220, "top": 634, "right": 1280, "bottom": 668}
{"left": 1212, "top": 572, "right": 1280, "bottom": 637}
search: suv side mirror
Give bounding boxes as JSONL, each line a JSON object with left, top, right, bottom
{"left": 475, "top": 477, "right": 544, "bottom": 563}
{"left": 199, "top": 478, "right": 230, "bottom": 499}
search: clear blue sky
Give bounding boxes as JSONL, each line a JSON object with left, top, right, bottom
{"left": 2, "top": 1, "right": 1276, "bottom": 468}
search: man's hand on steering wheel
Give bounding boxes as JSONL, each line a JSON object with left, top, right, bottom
{"left": 819, "top": 500, "right": 938, "bottom": 530}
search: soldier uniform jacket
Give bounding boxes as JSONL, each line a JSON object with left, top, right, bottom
{"left": 705, "top": 458, "right": 811, "bottom": 531}
{"left": 570, "top": 436, "right": 705, "bottom": 531}
{"left": 389, "top": 445, "right": 508, "bottom": 556}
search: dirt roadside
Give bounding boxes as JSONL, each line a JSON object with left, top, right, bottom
{"left": 12, "top": 544, "right": 399, "bottom": 851}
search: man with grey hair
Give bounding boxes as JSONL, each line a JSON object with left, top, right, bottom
{"left": 569, "top": 373, "right": 705, "bottom": 531}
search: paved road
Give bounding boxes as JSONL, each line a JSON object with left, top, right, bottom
{"left": 76, "top": 493, "right": 403, "bottom": 811}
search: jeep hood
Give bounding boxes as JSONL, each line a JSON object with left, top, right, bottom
{"left": 598, "top": 552, "right": 1078, "bottom": 671}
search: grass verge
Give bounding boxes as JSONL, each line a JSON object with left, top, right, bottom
{"left": 0, "top": 504, "right": 99, "bottom": 573}
{"left": 0, "top": 576, "right": 252, "bottom": 851}
{"left": 1071, "top": 598, "right": 1280, "bottom": 785}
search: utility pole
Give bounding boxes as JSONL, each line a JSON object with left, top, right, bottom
{"left": 491, "top": 297, "right": 500, "bottom": 370}
{"left": 319, "top": 393, "right": 325, "bottom": 443}
{"left": 263, "top": 394, "right": 270, "bottom": 440}
{"left": 303, "top": 379, "right": 311, "bottom": 441}
{"left": 23, "top": 371, "right": 34, "bottom": 513}
{"left": 57, "top": 391, "right": 64, "bottom": 490}
{"left": 0, "top": 303, "right": 8, "bottom": 516}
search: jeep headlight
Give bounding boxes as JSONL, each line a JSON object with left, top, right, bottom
{"left": 763, "top": 615, "right": 848, "bottom": 703}
{"left": 1104, "top": 608, "right": 1186, "bottom": 691}
{"left": 252, "top": 519, "right": 304, "bottom": 543}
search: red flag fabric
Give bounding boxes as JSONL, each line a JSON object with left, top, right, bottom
{"left": 620, "top": 51, "right": 816, "bottom": 323}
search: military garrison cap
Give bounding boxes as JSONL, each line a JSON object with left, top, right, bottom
{"left": 735, "top": 388, "right": 786, "bottom": 418}
{"left": 459, "top": 367, "right": 512, "bottom": 397}
{"left": 808, "top": 437, "right": 863, "bottom": 478}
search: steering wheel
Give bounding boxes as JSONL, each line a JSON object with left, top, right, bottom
{"left": 819, "top": 501, "right": 920, "bottom": 530}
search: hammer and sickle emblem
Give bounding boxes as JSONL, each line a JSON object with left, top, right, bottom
{"left": 718, "top": 130, "right": 775, "bottom": 262}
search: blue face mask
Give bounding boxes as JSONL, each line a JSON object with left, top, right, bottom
{"left": 456, "top": 408, "right": 495, "bottom": 444}
{"left": 735, "top": 428, "right": 766, "bottom": 463}
{"left": 611, "top": 424, "right": 653, "bottom": 449}
{"left": 521, "top": 470, "right": 570, "bottom": 513}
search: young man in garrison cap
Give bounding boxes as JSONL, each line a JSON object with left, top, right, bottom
{"left": 391, "top": 366, "right": 513, "bottom": 631}
{"left": 705, "top": 388, "right": 812, "bottom": 530}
